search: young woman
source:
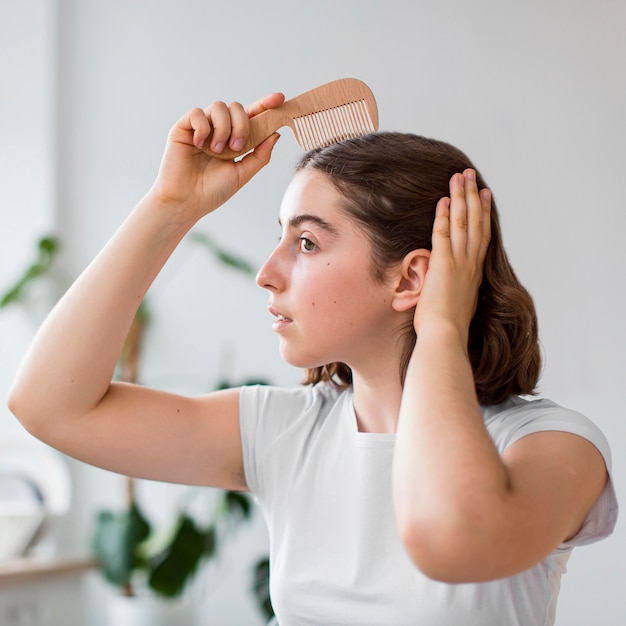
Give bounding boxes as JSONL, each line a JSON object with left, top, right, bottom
{"left": 9, "top": 92, "right": 617, "bottom": 625}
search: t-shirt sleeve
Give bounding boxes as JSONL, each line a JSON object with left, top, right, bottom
{"left": 239, "top": 384, "right": 262, "bottom": 496}
{"left": 239, "top": 384, "right": 319, "bottom": 499}
{"left": 494, "top": 400, "right": 618, "bottom": 548}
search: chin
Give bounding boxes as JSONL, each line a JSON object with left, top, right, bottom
{"left": 278, "top": 344, "right": 327, "bottom": 370}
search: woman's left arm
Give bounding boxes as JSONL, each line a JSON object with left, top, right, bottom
{"left": 392, "top": 170, "right": 608, "bottom": 583}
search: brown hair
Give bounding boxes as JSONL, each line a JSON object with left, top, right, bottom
{"left": 297, "top": 132, "right": 541, "bottom": 406}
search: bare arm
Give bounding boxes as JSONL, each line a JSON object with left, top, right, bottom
{"left": 393, "top": 170, "right": 608, "bottom": 582}
{"left": 8, "top": 94, "right": 284, "bottom": 490}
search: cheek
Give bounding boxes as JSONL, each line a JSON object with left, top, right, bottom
{"left": 303, "top": 267, "right": 364, "bottom": 315}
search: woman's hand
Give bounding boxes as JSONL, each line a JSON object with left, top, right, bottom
{"left": 150, "top": 92, "right": 285, "bottom": 221}
{"left": 414, "top": 169, "right": 492, "bottom": 346}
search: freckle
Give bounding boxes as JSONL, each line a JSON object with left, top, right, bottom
{"left": 327, "top": 262, "right": 330, "bottom": 266}
{"left": 176, "top": 409, "right": 180, "bottom": 413}
{"left": 333, "top": 301, "right": 337, "bottom": 304}
{"left": 312, "top": 302, "right": 315, "bottom": 306}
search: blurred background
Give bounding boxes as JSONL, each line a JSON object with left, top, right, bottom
{"left": 1, "top": 0, "right": 624, "bottom": 624}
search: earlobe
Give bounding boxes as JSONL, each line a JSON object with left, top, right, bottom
{"left": 391, "top": 250, "right": 430, "bottom": 312}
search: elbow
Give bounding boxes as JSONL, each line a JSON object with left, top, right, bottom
{"left": 397, "top": 514, "right": 470, "bottom": 583}
{"left": 7, "top": 378, "right": 50, "bottom": 440}
{"left": 8, "top": 380, "right": 35, "bottom": 432}
{"left": 395, "top": 505, "right": 510, "bottom": 584}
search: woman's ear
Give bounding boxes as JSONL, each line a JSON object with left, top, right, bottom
{"left": 391, "top": 249, "right": 430, "bottom": 312}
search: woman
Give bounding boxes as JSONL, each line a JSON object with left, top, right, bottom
{"left": 9, "top": 92, "right": 617, "bottom": 625}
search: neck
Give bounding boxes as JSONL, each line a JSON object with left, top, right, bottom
{"left": 344, "top": 317, "right": 412, "bottom": 433}
{"left": 351, "top": 369, "right": 403, "bottom": 434}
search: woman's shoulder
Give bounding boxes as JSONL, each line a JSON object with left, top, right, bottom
{"left": 240, "top": 380, "right": 346, "bottom": 407}
{"left": 239, "top": 381, "right": 350, "bottom": 432}
{"left": 483, "top": 395, "right": 611, "bottom": 466}
{"left": 484, "top": 396, "right": 618, "bottom": 547}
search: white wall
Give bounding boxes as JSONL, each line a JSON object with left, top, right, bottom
{"left": 2, "top": 0, "right": 625, "bottom": 624}
{"left": 0, "top": 0, "right": 56, "bottom": 429}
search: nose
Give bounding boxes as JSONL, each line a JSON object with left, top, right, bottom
{"left": 256, "top": 245, "right": 284, "bottom": 291}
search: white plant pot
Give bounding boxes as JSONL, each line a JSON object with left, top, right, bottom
{"left": 107, "top": 594, "right": 194, "bottom": 626}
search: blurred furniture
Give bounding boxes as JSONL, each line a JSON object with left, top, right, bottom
{"left": 0, "top": 557, "right": 96, "bottom": 626}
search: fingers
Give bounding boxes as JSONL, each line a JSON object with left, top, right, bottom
{"left": 448, "top": 173, "right": 468, "bottom": 251}
{"left": 172, "top": 107, "right": 212, "bottom": 150}
{"left": 204, "top": 100, "right": 251, "bottom": 154}
{"left": 446, "top": 169, "right": 491, "bottom": 258}
{"left": 431, "top": 196, "right": 452, "bottom": 255}
{"left": 478, "top": 187, "right": 492, "bottom": 258}
{"left": 199, "top": 93, "right": 284, "bottom": 156}
{"left": 174, "top": 93, "right": 284, "bottom": 158}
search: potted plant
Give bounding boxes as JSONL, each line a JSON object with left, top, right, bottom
{"left": 93, "top": 475, "right": 253, "bottom": 625}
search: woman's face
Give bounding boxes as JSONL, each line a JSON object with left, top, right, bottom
{"left": 256, "top": 170, "right": 405, "bottom": 372}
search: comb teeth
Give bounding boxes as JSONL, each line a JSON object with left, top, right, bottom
{"left": 293, "top": 99, "right": 376, "bottom": 150}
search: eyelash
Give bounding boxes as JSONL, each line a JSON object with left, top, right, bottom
{"left": 276, "top": 232, "right": 318, "bottom": 253}
{"left": 299, "top": 236, "right": 317, "bottom": 252}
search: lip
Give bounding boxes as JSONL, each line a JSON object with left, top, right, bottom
{"left": 268, "top": 306, "right": 293, "bottom": 333}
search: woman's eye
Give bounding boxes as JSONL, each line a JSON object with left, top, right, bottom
{"left": 299, "top": 237, "right": 317, "bottom": 252}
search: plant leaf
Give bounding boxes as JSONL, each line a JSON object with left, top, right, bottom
{"left": 0, "top": 235, "right": 60, "bottom": 308}
{"left": 91, "top": 503, "right": 151, "bottom": 587}
{"left": 224, "top": 491, "right": 252, "bottom": 522}
{"left": 189, "top": 231, "right": 256, "bottom": 277}
{"left": 252, "top": 557, "right": 274, "bottom": 620}
{"left": 147, "top": 516, "right": 212, "bottom": 598}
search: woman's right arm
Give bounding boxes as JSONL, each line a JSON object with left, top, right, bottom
{"left": 8, "top": 94, "right": 284, "bottom": 490}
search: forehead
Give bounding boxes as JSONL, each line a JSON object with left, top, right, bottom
{"left": 279, "top": 170, "right": 346, "bottom": 225}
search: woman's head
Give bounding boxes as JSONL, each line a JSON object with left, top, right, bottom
{"left": 298, "top": 132, "right": 541, "bottom": 406}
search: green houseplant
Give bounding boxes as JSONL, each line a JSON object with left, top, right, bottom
{"left": 92, "top": 473, "right": 253, "bottom": 599}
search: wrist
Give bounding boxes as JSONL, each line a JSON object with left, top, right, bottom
{"left": 138, "top": 186, "right": 201, "bottom": 236}
{"left": 414, "top": 317, "right": 470, "bottom": 356}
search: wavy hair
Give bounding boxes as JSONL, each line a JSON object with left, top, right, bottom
{"left": 297, "top": 132, "right": 541, "bottom": 406}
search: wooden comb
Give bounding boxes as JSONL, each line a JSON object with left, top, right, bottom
{"left": 205, "top": 78, "right": 379, "bottom": 160}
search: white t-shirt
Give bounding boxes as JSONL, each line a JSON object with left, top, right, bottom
{"left": 239, "top": 383, "right": 617, "bottom": 626}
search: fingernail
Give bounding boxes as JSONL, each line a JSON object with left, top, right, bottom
{"left": 231, "top": 138, "right": 245, "bottom": 151}
{"left": 212, "top": 141, "right": 225, "bottom": 153}
{"left": 466, "top": 169, "right": 476, "bottom": 181}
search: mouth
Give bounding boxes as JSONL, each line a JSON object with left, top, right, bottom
{"left": 268, "top": 306, "right": 293, "bottom": 332}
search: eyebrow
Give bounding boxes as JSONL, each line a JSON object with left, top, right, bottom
{"left": 279, "top": 214, "right": 340, "bottom": 237}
